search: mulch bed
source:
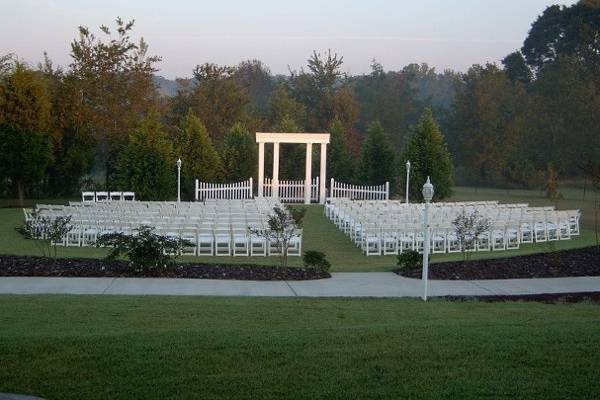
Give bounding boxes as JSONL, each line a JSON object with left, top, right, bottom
{"left": 443, "top": 292, "right": 600, "bottom": 304}
{"left": 397, "top": 246, "right": 600, "bottom": 280}
{"left": 0, "top": 255, "right": 330, "bottom": 281}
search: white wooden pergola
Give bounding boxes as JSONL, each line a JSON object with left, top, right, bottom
{"left": 256, "top": 132, "right": 330, "bottom": 204}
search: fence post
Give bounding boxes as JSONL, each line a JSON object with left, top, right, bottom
{"left": 385, "top": 182, "right": 390, "bottom": 200}
{"left": 195, "top": 179, "right": 199, "bottom": 201}
{"left": 249, "top": 177, "right": 253, "bottom": 199}
{"left": 330, "top": 177, "right": 335, "bottom": 199}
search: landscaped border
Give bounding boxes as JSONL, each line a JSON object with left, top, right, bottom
{"left": 397, "top": 246, "right": 600, "bottom": 280}
{"left": 0, "top": 255, "right": 330, "bottom": 281}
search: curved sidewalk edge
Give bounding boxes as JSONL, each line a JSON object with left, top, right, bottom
{"left": 0, "top": 274, "right": 598, "bottom": 298}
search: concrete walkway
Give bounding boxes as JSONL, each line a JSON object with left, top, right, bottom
{"left": 0, "top": 273, "right": 599, "bottom": 297}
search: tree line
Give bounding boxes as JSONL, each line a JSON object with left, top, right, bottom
{"left": 1, "top": 1, "right": 599, "bottom": 204}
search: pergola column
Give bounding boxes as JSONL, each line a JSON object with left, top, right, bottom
{"left": 304, "top": 143, "right": 313, "bottom": 204}
{"left": 272, "top": 142, "right": 280, "bottom": 198}
{"left": 319, "top": 143, "right": 327, "bottom": 204}
{"left": 257, "top": 141, "right": 264, "bottom": 197}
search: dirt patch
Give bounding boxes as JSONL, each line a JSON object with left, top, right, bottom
{"left": 397, "top": 246, "right": 600, "bottom": 280}
{"left": 0, "top": 255, "right": 330, "bottom": 281}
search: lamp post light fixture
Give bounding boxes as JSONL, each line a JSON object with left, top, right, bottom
{"left": 176, "top": 157, "right": 182, "bottom": 202}
{"left": 421, "top": 176, "right": 434, "bottom": 301}
{"left": 405, "top": 160, "right": 411, "bottom": 204}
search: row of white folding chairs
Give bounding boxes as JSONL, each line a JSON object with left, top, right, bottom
{"left": 345, "top": 210, "right": 575, "bottom": 255}
{"left": 328, "top": 202, "right": 531, "bottom": 228}
{"left": 55, "top": 222, "right": 302, "bottom": 257}
{"left": 66, "top": 201, "right": 280, "bottom": 220}
{"left": 42, "top": 204, "right": 278, "bottom": 222}
{"left": 329, "top": 202, "right": 578, "bottom": 238}
{"left": 355, "top": 219, "right": 573, "bottom": 256}
{"left": 81, "top": 191, "right": 135, "bottom": 202}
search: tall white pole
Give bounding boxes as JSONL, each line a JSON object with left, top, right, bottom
{"left": 258, "top": 141, "right": 265, "bottom": 197}
{"left": 304, "top": 143, "right": 312, "bottom": 204}
{"left": 273, "top": 142, "right": 280, "bottom": 199}
{"left": 422, "top": 199, "right": 430, "bottom": 301}
{"left": 406, "top": 160, "right": 410, "bottom": 204}
{"left": 319, "top": 143, "right": 327, "bottom": 204}
{"left": 177, "top": 158, "right": 182, "bottom": 202}
{"left": 421, "top": 176, "right": 434, "bottom": 301}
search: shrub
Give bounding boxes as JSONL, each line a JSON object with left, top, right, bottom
{"left": 289, "top": 206, "right": 306, "bottom": 226}
{"left": 303, "top": 250, "right": 331, "bottom": 271}
{"left": 97, "top": 226, "right": 190, "bottom": 274}
{"left": 16, "top": 209, "right": 73, "bottom": 258}
{"left": 248, "top": 205, "right": 302, "bottom": 268}
{"left": 397, "top": 250, "right": 422, "bottom": 270}
{"left": 452, "top": 210, "right": 492, "bottom": 260}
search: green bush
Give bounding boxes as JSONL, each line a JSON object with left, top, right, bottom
{"left": 397, "top": 250, "right": 422, "bottom": 270}
{"left": 303, "top": 250, "right": 331, "bottom": 271}
{"left": 16, "top": 209, "right": 73, "bottom": 258}
{"left": 97, "top": 226, "right": 190, "bottom": 274}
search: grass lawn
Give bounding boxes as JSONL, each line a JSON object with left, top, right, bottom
{"left": 0, "top": 185, "right": 597, "bottom": 271}
{"left": 0, "top": 295, "right": 599, "bottom": 399}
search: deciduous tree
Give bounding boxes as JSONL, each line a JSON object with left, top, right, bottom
{"left": 69, "top": 18, "right": 160, "bottom": 188}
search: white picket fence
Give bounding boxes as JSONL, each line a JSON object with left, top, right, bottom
{"left": 193, "top": 176, "right": 386, "bottom": 202}
{"left": 195, "top": 178, "right": 253, "bottom": 201}
{"left": 263, "top": 177, "right": 319, "bottom": 203}
{"left": 329, "top": 178, "right": 389, "bottom": 200}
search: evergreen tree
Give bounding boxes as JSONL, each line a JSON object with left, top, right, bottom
{"left": 358, "top": 120, "right": 396, "bottom": 188}
{"left": 400, "top": 108, "right": 453, "bottom": 200}
{"left": 115, "top": 112, "right": 174, "bottom": 201}
{"left": 0, "top": 62, "right": 53, "bottom": 204}
{"left": 327, "top": 118, "right": 354, "bottom": 182}
{"left": 221, "top": 122, "right": 257, "bottom": 181}
{"left": 175, "top": 109, "right": 223, "bottom": 199}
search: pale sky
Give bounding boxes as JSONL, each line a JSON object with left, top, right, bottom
{"left": 0, "top": 0, "right": 578, "bottom": 78}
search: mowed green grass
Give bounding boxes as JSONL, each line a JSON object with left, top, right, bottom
{"left": 0, "top": 185, "right": 597, "bottom": 271}
{"left": 0, "top": 295, "right": 599, "bottom": 400}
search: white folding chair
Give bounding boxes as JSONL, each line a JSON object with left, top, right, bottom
{"left": 109, "top": 192, "right": 123, "bottom": 201}
{"left": 82, "top": 192, "right": 95, "bottom": 202}
{"left": 197, "top": 229, "right": 214, "bottom": 256}
{"left": 287, "top": 229, "right": 302, "bottom": 256}
{"left": 122, "top": 192, "right": 136, "bottom": 201}
{"left": 232, "top": 229, "right": 249, "bottom": 256}
{"left": 214, "top": 228, "right": 231, "bottom": 256}
{"left": 95, "top": 192, "right": 109, "bottom": 202}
